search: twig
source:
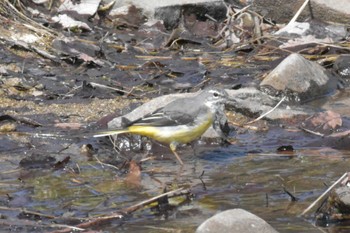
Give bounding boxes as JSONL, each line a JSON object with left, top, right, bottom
{"left": 204, "top": 14, "right": 217, "bottom": 22}
{"left": 123, "top": 187, "right": 186, "bottom": 213}
{"left": 231, "top": 5, "right": 252, "bottom": 19}
{"left": 287, "top": 0, "right": 310, "bottom": 26}
{"left": 89, "top": 82, "right": 138, "bottom": 97}
{"left": 299, "top": 126, "right": 325, "bottom": 137}
{"left": 48, "top": 224, "right": 84, "bottom": 231}
{"left": 0, "top": 219, "right": 84, "bottom": 231}
{"left": 29, "top": 44, "right": 60, "bottom": 63}
{"left": 93, "top": 155, "right": 119, "bottom": 171}
{"left": 300, "top": 172, "right": 348, "bottom": 216}
{"left": 0, "top": 206, "right": 56, "bottom": 219}
{"left": 199, "top": 170, "right": 207, "bottom": 191}
{"left": 283, "top": 187, "right": 299, "bottom": 202}
{"left": 135, "top": 55, "right": 173, "bottom": 60}
{"left": 245, "top": 96, "right": 286, "bottom": 125}
{"left": 4, "top": 0, "right": 57, "bottom": 36}
{"left": 140, "top": 156, "right": 156, "bottom": 163}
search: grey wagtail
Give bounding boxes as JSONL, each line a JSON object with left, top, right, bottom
{"left": 92, "top": 88, "right": 229, "bottom": 165}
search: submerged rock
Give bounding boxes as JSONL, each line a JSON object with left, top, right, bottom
{"left": 226, "top": 87, "right": 309, "bottom": 119}
{"left": 260, "top": 53, "right": 338, "bottom": 103}
{"left": 196, "top": 208, "right": 279, "bottom": 233}
{"left": 334, "top": 54, "right": 350, "bottom": 82}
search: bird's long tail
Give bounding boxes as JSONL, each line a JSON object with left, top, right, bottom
{"left": 2, "top": 128, "right": 130, "bottom": 140}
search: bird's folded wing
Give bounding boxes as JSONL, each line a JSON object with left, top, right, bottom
{"left": 128, "top": 110, "right": 196, "bottom": 127}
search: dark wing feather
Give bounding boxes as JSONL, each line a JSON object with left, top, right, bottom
{"left": 127, "top": 109, "right": 196, "bottom": 127}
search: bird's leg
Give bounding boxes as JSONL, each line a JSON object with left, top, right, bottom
{"left": 190, "top": 141, "right": 197, "bottom": 156}
{"left": 169, "top": 142, "right": 184, "bottom": 165}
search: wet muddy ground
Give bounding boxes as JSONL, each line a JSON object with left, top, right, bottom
{"left": 1, "top": 1, "right": 350, "bottom": 232}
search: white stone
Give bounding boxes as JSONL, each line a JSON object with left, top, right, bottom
{"left": 58, "top": 0, "right": 101, "bottom": 16}
{"left": 196, "top": 208, "right": 279, "bottom": 233}
{"left": 275, "top": 22, "right": 310, "bottom": 36}
{"left": 109, "top": 0, "right": 224, "bottom": 18}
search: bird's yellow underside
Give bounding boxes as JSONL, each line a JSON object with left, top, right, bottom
{"left": 127, "top": 115, "right": 213, "bottom": 144}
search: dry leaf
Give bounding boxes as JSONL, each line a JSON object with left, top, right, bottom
{"left": 125, "top": 160, "right": 141, "bottom": 188}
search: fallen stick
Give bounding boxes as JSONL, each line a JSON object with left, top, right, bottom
{"left": 246, "top": 96, "right": 286, "bottom": 125}
{"left": 287, "top": 0, "right": 310, "bottom": 26}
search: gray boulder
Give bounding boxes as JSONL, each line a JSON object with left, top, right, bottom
{"left": 249, "top": 0, "right": 350, "bottom": 24}
{"left": 260, "top": 53, "right": 338, "bottom": 103}
{"left": 196, "top": 208, "right": 279, "bottom": 233}
{"left": 226, "top": 87, "right": 308, "bottom": 119}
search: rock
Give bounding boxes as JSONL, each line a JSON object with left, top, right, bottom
{"left": 300, "top": 110, "right": 342, "bottom": 136}
{"left": 109, "top": 4, "right": 147, "bottom": 28}
{"left": 304, "top": 116, "right": 350, "bottom": 150}
{"left": 154, "top": 1, "right": 227, "bottom": 29}
{"left": 53, "top": 0, "right": 102, "bottom": 30}
{"left": 226, "top": 87, "right": 309, "bottom": 119}
{"left": 19, "top": 153, "right": 56, "bottom": 169}
{"left": 332, "top": 186, "right": 350, "bottom": 214}
{"left": 196, "top": 208, "right": 279, "bottom": 233}
{"left": 0, "top": 65, "right": 8, "bottom": 75}
{"left": 275, "top": 22, "right": 310, "bottom": 36}
{"left": 309, "top": 0, "right": 350, "bottom": 24}
{"left": 58, "top": 0, "right": 101, "bottom": 16}
{"left": 249, "top": 0, "right": 350, "bottom": 24}
{"left": 334, "top": 54, "right": 350, "bottom": 82}
{"left": 109, "top": 0, "right": 227, "bottom": 29}
{"left": 51, "top": 14, "right": 92, "bottom": 31}
{"left": 260, "top": 53, "right": 338, "bottom": 103}
{"left": 275, "top": 21, "right": 348, "bottom": 42}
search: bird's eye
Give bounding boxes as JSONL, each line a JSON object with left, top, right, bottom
{"left": 213, "top": 92, "right": 219, "bottom": 97}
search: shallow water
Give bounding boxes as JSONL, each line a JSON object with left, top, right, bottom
{"left": 1, "top": 118, "right": 350, "bottom": 232}
{"left": 0, "top": 81, "right": 348, "bottom": 232}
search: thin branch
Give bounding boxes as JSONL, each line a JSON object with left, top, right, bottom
{"left": 4, "top": 0, "right": 57, "bottom": 36}
{"left": 204, "top": 14, "right": 217, "bottom": 22}
{"left": 0, "top": 206, "right": 56, "bottom": 219}
{"left": 245, "top": 96, "right": 286, "bottom": 125}
{"left": 89, "top": 82, "right": 139, "bottom": 97}
{"left": 123, "top": 187, "right": 186, "bottom": 213}
{"left": 299, "top": 126, "right": 325, "bottom": 137}
{"left": 93, "top": 155, "right": 119, "bottom": 171}
{"left": 283, "top": 187, "right": 299, "bottom": 202}
{"left": 287, "top": 0, "right": 310, "bottom": 26}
